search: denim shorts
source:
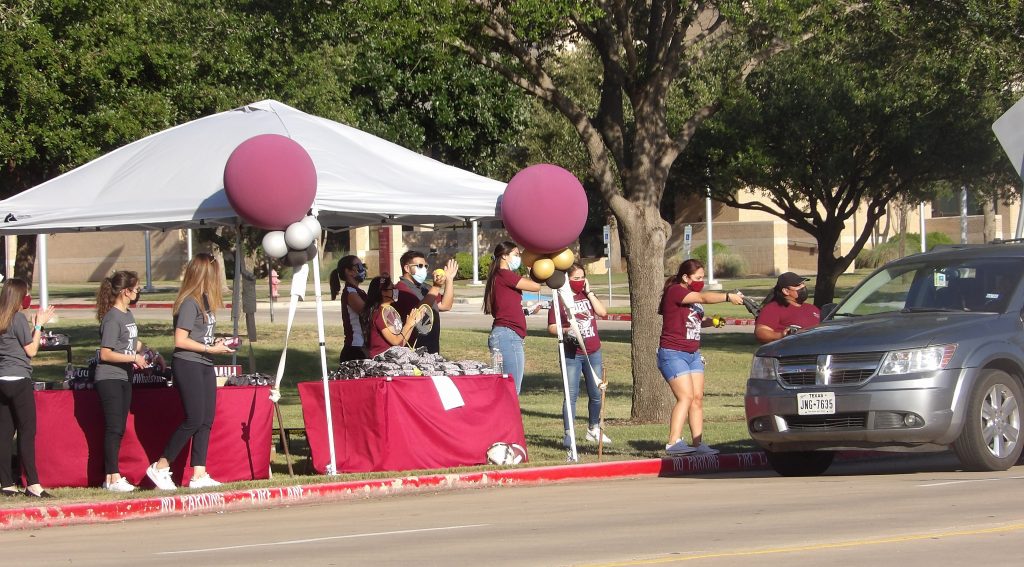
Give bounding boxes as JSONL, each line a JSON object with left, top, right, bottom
{"left": 657, "top": 348, "right": 704, "bottom": 381}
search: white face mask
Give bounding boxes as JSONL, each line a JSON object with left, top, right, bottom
{"left": 507, "top": 255, "right": 522, "bottom": 271}
{"left": 412, "top": 266, "right": 428, "bottom": 284}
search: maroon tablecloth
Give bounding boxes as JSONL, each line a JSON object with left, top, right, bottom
{"left": 298, "top": 375, "right": 527, "bottom": 473}
{"left": 32, "top": 386, "right": 273, "bottom": 488}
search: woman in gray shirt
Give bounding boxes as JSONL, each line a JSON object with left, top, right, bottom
{"left": 0, "top": 278, "right": 56, "bottom": 498}
{"left": 95, "top": 271, "right": 148, "bottom": 493}
{"left": 146, "top": 253, "right": 234, "bottom": 491}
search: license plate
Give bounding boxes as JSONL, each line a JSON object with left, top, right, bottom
{"left": 797, "top": 392, "right": 835, "bottom": 415}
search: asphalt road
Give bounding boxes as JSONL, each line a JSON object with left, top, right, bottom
{"left": 7, "top": 453, "right": 1024, "bottom": 566}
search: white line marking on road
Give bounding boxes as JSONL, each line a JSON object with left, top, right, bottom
{"left": 919, "top": 475, "right": 1024, "bottom": 487}
{"left": 155, "top": 523, "right": 491, "bottom": 555}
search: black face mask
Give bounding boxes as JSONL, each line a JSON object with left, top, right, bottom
{"left": 795, "top": 287, "right": 808, "bottom": 304}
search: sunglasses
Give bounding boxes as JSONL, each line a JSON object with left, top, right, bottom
{"left": 408, "top": 263, "right": 428, "bottom": 269}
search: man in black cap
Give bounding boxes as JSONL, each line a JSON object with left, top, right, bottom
{"left": 754, "top": 272, "right": 820, "bottom": 344}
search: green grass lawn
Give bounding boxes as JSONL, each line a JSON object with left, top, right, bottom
{"left": 3, "top": 270, "right": 872, "bottom": 506}
{"left": 7, "top": 316, "right": 760, "bottom": 506}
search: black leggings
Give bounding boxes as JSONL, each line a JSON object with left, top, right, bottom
{"left": 163, "top": 359, "right": 217, "bottom": 466}
{"left": 94, "top": 379, "right": 132, "bottom": 475}
{"left": 0, "top": 378, "right": 38, "bottom": 487}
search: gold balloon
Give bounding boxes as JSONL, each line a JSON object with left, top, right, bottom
{"left": 531, "top": 258, "right": 555, "bottom": 282}
{"left": 550, "top": 248, "right": 575, "bottom": 271}
{"left": 521, "top": 250, "right": 544, "bottom": 269}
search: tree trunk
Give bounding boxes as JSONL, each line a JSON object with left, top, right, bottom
{"left": 14, "top": 235, "right": 37, "bottom": 285}
{"left": 983, "top": 196, "right": 996, "bottom": 244}
{"left": 620, "top": 203, "right": 676, "bottom": 423}
{"left": 608, "top": 215, "right": 623, "bottom": 272}
{"left": 897, "top": 202, "right": 908, "bottom": 259}
{"left": 812, "top": 225, "right": 847, "bottom": 306}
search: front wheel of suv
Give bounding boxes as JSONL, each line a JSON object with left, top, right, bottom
{"left": 765, "top": 450, "right": 835, "bottom": 477}
{"left": 953, "top": 369, "right": 1024, "bottom": 471}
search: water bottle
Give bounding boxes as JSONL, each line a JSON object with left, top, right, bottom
{"left": 64, "top": 362, "right": 74, "bottom": 382}
{"left": 491, "top": 347, "right": 504, "bottom": 375}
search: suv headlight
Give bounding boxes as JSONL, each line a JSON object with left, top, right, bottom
{"left": 878, "top": 344, "right": 957, "bottom": 375}
{"left": 749, "top": 356, "right": 780, "bottom": 380}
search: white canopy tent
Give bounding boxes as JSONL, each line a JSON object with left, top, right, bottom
{"left": 0, "top": 99, "right": 507, "bottom": 475}
{"left": 0, "top": 99, "right": 501, "bottom": 304}
{"left": 0, "top": 99, "right": 503, "bottom": 233}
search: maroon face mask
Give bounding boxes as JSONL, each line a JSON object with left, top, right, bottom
{"left": 21, "top": 294, "right": 31, "bottom": 310}
{"left": 569, "top": 280, "right": 586, "bottom": 294}
{"left": 687, "top": 280, "right": 705, "bottom": 293}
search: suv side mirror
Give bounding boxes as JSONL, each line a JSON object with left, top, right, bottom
{"left": 821, "top": 303, "right": 838, "bottom": 320}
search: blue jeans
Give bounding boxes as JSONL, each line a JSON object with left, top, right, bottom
{"left": 489, "top": 326, "right": 526, "bottom": 394}
{"left": 561, "top": 348, "right": 604, "bottom": 432}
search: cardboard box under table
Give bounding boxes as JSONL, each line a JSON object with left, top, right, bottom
{"left": 299, "top": 374, "right": 526, "bottom": 473}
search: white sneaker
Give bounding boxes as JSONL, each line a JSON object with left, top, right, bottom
{"left": 693, "top": 443, "right": 720, "bottom": 455}
{"left": 586, "top": 426, "right": 612, "bottom": 444}
{"left": 146, "top": 463, "right": 177, "bottom": 491}
{"left": 189, "top": 474, "right": 222, "bottom": 489}
{"left": 103, "top": 477, "right": 136, "bottom": 493}
{"left": 665, "top": 439, "right": 696, "bottom": 455}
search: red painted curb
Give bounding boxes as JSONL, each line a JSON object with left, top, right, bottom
{"left": 0, "top": 452, "right": 772, "bottom": 530}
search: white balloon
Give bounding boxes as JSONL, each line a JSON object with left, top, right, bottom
{"left": 300, "top": 215, "right": 321, "bottom": 237}
{"left": 262, "top": 231, "right": 288, "bottom": 258}
{"left": 284, "top": 221, "right": 315, "bottom": 250}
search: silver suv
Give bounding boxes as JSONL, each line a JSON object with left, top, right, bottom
{"left": 745, "top": 244, "right": 1024, "bottom": 476}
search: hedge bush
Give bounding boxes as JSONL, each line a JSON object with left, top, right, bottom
{"left": 855, "top": 232, "right": 953, "bottom": 269}
{"left": 690, "top": 242, "right": 746, "bottom": 278}
{"left": 455, "top": 251, "right": 492, "bottom": 281}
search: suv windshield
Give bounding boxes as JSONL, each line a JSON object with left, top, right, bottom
{"left": 834, "top": 256, "right": 1024, "bottom": 317}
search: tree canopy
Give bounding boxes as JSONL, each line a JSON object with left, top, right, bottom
{"left": 1, "top": 0, "right": 527, "bottom": 278}
{"left": 675, "top": 1, "right": 1024, "bottom": 303}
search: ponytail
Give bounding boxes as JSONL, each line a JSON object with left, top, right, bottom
{"left": 329, "top": 269, "right": 341, "bottom": 300}
{"left": 96, "top": 270, "right": 139, "bottom": 321}
{"left": 483, "top": 241, "right": 518, "bottom": 315}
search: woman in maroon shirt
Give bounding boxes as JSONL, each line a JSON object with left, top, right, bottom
{"left": 360, "top": 275, "right": 419, "bottom": 358}
{"left": 483, "top": 241, "right": 542, "bottom": 394}
{"left": 658, "top": 259, "right": 744, "bottom": 456}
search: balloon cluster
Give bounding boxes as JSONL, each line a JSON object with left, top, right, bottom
{"left": 223, "top": 133, "right": 321, "bottom": 268}
{"left": 523, "top": 248, "right": 575, "bottom": 289}
{"left": 261, "top": 215, "right": 321, "bottom": 267}
{"left": 501, "top": 164, "right": 588, "bottom": 288}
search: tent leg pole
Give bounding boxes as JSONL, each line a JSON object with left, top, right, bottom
{"left": 311, "top": 241, "right": 337, "bottom": 475}
{"left": 551, "top": 290, "right": 578, "bottom": 462}
{"left": 232, "top": 227, "right": 242, "bottom": 366}
{"left": 38, "top": 234, "right": 49, "bottom": 309}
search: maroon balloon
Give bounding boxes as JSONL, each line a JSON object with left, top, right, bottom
{"left": 501, "top": 164, "right": 588, "bottom": 254}
{"left": 224, "top": 134, "right": 317, "bottom": 230}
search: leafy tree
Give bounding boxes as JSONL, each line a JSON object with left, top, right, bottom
{"left": 677, "top": 1, "right": 1024, "bottom": 304}
{"left": 434, "top": 0, "right": 858, "bottom": 421}
{"left": 1, "top": 0, "right": 527, "bottom": 280}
